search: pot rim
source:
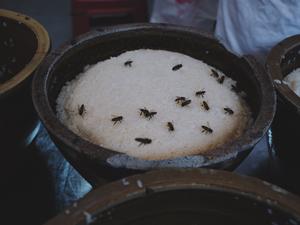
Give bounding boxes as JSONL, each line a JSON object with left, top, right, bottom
{"left": 44, "top": 169, "right": 300, "bottom": 225}
{"left": 266, "top": 34, "right": 300, "bottom": 110}
{"left": 32, "top": 23, "right": 276, "bottom": 166}
{"left": 0, "top": 9, "right": 50, "bottom": 96}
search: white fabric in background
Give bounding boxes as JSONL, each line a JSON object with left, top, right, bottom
{"left": 215, "top": 0, "right": 300, "bottom": 62}
{"left": 151, "top": 0, "right": 219, "bottom": 32}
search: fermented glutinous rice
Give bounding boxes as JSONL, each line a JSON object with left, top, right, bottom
{"left": 283, "top": 68, "right": 300, "bottom": 97}
{"left": 56, "top": 49, "right": 251, "bottom": 160}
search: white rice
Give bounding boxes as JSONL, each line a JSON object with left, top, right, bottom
{"left": 56, "top": 49, "right": 251, "bottom": 160}
{"left": 284, "top": 68, "right": 300, "bottom": 97}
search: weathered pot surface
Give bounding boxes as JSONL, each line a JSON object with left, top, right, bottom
{"left": 32, "top": 23, "right": 275, "bottom": 185}
{"left": 44, "top": 169, "right": 300, "bottom": 225}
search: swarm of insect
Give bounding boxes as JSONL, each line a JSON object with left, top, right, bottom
{"left": 201, "top": 101, "right": 210, "bottom": 111}
{"left": 135, "top": 138, "right": 152, "bottom": 146}
{"left": 124, "top": 60, "right": 133, "bottom": 67}
{"left": 172, "top": 64, "right": 182, "bottom": 71}
{"left": 195, "top": 90, "right": 206, "bottom": 98}
{"left": 139, "top": 107, "right": 157, "bottom": 120}
{"left": 201, "top": 125, "right": 213, "bottom": 134}
{"left": 224, "top": 107, "right": 234, "bottom": 115}
{"left": 78, "top": 104, "right": 86, "bottom": 117}
{"left": 167, "top": 122, "right": 175, "bottom": 132}
{"left": 111, "top": 116, "right": 123, "bottom": 125}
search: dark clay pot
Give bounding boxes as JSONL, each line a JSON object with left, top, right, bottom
{"left": 44, "top": 169, "right": 300, "bottom": 225}
{"left": 0, "top": 9, "right": 50, "bottom": 150}
{"left": 32, "top": 24, "right": 275, "bottom": 186}
{"left": 266, "top": 35, "right": 300, "bottom": 163}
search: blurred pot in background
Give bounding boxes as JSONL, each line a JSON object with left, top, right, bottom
{"left": 0, "top": 9, "right": 50, "bottom": 151}
{"left": 266, "top": 35, "right": 300, "bottom": 163}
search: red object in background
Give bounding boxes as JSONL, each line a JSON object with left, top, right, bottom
{"left": 72, "top": 0, "right": 148, "bottom": 36}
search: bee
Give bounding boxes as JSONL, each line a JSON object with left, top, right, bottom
{"left": 218, "top": 76, "right": 225, "bottom": 84}
{"left": 211, "top": 69, "right": 219, "bottom": 78}
{"left": 124, "top": 60, "right": 133, "bottom": 67}
{"left": 172, "top": 64, "right": 182, "bottom": 71}
{"left": 139, "top": 108, "right": 157, "bottom": 119}
{"left": 224, "top": 107, "right": 234, "bottom": 115}
{"left": 195, "top": 90, "right": 206, "bottom": 98}
{"left": 181, "top": 99, "right": 191, "bottom": 107}
{"left": 78, "top": 104, "right": 86, "bottom": 117}
{"left": 175, "top": 96, "right": 186, "bottom": 104}
{"left": 201, "top": 101, "right": 210, "bottom": 111}
{"left": 201, "top": 125, "right": 213, "bottom": 134}
{"left": 167, "top": 122, "right": 175, "bottom": 132}
{"left": 111, "top": 116, "right": 123, "bottom": 125}
{"left": 135, "top": 138, "right": 152, "bottom": 146}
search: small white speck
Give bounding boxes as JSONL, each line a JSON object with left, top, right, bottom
{"left": 282, "top": 80, "right": 289, "bottom": 85}
{"left": 271, "top": 185, "right": 288, "bottom": 195}
{"left": 2, "top": 21, "right": 7, "bottom": 27}
{"left": 267, "top": 208, "right": 273, "bottom": 215}
{"left": 11, "top": 57, "right": 16, "bottom": 63}
{"left": 122, "top": 178, "right": 130, "bottom": 186}
{"left": 65, "top": 209, "right": 70, "bottom": 215}
{"left": 83, "top": 211, "right": 96, "bottom": 224}
{"left": 266, "top": 199, "right": 277, "bottom": 205}
{"left": 73, "top": 202, "right": 78, "bottom": 207}
{"left": 8, "top": 38, "right": 14, "bottom": 47}
{"left": 274, "top": 79, "right": 282, "bottom": 84}
{"left": 136, "top": 179, "right": 143, "bottom": 188}
{"left": 205, "top": 50, "right": 209, "bottom": 54}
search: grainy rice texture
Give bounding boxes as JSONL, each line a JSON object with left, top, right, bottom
{"left": 56, "top": 49, "right": 251, "bottom": 160}
{"left": 284, "top": 68, "right": 300, "bottom": 97}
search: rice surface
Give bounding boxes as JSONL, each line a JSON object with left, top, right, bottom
{"left": 56, "top": 49, "right": 251, "bottom": 160}
{"left": 284, "top": 68, "right": 300, "bottom": 97}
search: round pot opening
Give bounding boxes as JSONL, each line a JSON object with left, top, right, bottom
{"left": 33, "top": 24, "right": 275, "bottom": 184}
{"left": 78, "top": 189, "right": 299, "bottom": 225}
{"left": 44, "top": 170, "right": 300, "bottom": 225}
